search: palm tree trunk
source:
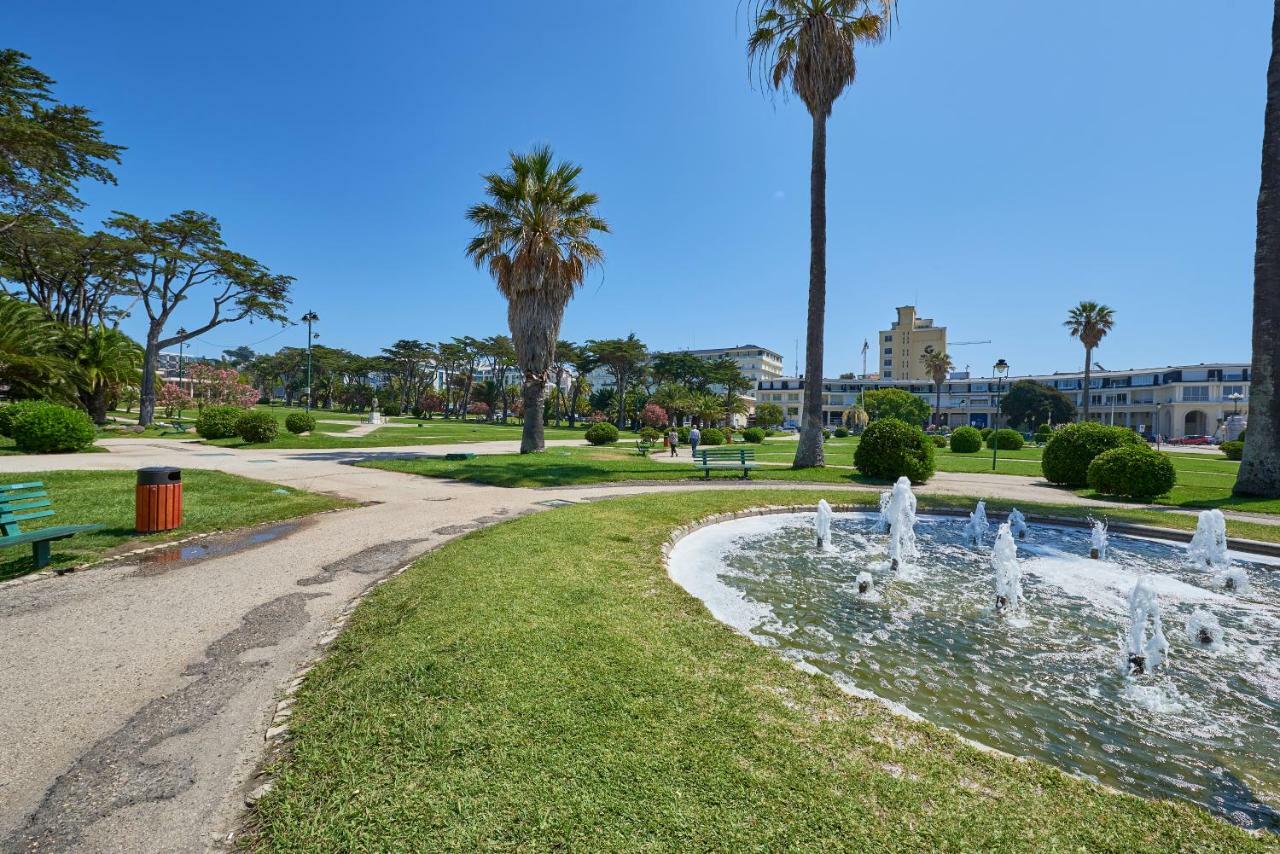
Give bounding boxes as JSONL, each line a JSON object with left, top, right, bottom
{"left": 794, "top": 111, "right": 828, "bottom": 469}
{"left": 1081, "top": 347, "right": 1093, "bottom": 421}
{"left": 520, "top": 374, "right": 546, "bottom": 453}
{"left": 1237, "top": 0, "right": 1280, "bottom": 497}
{"left": 936, "top": 383, "right": 942, "bottom": 428}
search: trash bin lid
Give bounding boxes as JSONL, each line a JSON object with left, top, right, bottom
{"left": 137, "top": 466, "right": 182, "bottom": 485}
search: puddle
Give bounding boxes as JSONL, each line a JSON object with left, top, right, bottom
{"left": 129, "top": 522, "right": 302, "bottom": 576}
{"left": 536, "top": 499, "right": 577, "bottom": 508}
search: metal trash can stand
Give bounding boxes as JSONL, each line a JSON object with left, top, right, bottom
{"left": 136, "top": 467, "right": 183, "bottom": 533}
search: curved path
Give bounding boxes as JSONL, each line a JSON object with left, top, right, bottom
{"left": 0, "top": 438, "right": 1265, "bottom": 852}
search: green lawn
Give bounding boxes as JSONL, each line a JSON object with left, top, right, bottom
{"left": 247, "top": 490, "right": 1267, "bottom": 851}
{"left": 0, "top": 470, "right": 351, "bottom": 580}
{"left": 208, "top": 418, "right": 591, "bottom": 450}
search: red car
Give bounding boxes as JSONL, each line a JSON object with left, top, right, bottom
{"left": 1178, "top": 435, "right": 1215, "bottom": 446}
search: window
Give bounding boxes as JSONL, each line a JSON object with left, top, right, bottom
{"left": 1183, "top": 386, "right": 1210, "bottom": 402}
{"left": 883, "top": 347, "right": 893, "bottom": 355}
{"left": 883, "top": 371, "right": 892, "bottom": 378}
{"left": 1184, "top": 369, "right": 1209, "bottom": 382}
{"left": 1131, "top": 374, "right": 1155, "bottom": 387}
{"left": 1224, "top": 370, "right": 1245, "bottom": 381}
{"left": 1223, "top": 385, "right": 1246, "bottom": 398}
{"left": 883, "top": 359, "right": 893, "bottom": 367}
{"left": 883, "top": 335, "right": 892, "bottom": 342}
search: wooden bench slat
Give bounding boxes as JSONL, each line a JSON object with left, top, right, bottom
{"left": 0, "top": 496, "right": 51, "bottom": 510}
{"left": 0, "top": 481, "right": 44, "bottom": 492}
{"left": 0, "top": 492, "right": 50, "bottom": 507}
{"left": 1, "top": 508, "right": 56, "bottom": 525}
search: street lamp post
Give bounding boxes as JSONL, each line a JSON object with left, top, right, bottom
{"left": 991, "top": 359, "right": 1010, "bottom": 471}
{"left": 1229, "top": 391, "right": 1243, "bottom": 418}
{"left": 176, "top": 327, "right": 188, "bottom": 394}
{"left": 1155, "top": 402, "right": 1163, "bottom": 450}
{"left": 301, "top": 311, "right": 319, "bottom": 412}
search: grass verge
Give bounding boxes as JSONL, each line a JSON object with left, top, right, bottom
{"left": 249, "top": 490, "right": 1269, "bottom": 851}
{"left": 0, "top": 470, "right": 351, "bottom": 581}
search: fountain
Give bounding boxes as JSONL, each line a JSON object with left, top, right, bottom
{"left": 1185, "top": 609, "right": 1223, "bottom": 649}
{"left": 874, "top": 491, "right": 892, "bottom": 533}
{"left": 966, "top": 500, "right": 988, "bottom": 546}
{"left": 885, "top": 477, "right": 917, "bottom": 571}
{"left": 1008, "top": 507, "right": 1028, "bottom": 540}
{"left": 856, "top": 571, "right": 874, "bottom": 596}
{"left": 1220, "top": 566, "right": 1251, "bottom": 594}
{"left": 815, "top": 499, "right": 833, "bottom": 550}
{"left": 1090, "top": 518, "right": 1108, "bottom": 560}
{"left": 1186, "top": 509, "right": 1228, "bottom": 570}
{"left": 1125, "top": 576, "right": 1168, "bottom": 675}
{"left": 991, "top": 522, "right": 1023, "bottom": 614}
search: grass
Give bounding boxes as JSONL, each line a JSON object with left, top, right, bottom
{"left": 207, "top": 418, "right": 590, "bottom": 450}
{"left": 0, "top": 470, "right": 351, "bottom": 581}
{"left": 248, "top": 490, "right": 1268, "bottom": 851}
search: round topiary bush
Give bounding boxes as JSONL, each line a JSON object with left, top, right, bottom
{"left": 1034, "top": 424, "right": 1053, "bottom": 444}
{"left": 0, "top": 400, "right": 55, "bottom": 438}
{"left": 853, "top": 418, "right": 936, "bottom": 483}
{"left": 677, "top": 425, "right": 691, "bottom": 443}
{"left": 986, "top": 428, "right": 1025, "bottom": 451}
{"left": 1087, "top": 445, "right": 1177, "bottom": 499}
{"left": 931, "top": 434, "right": 948, "bottom": 448}
{"left": 584, "top": 422, "right": 619, "bottom": 445}
{"left": 382, "top": 402, "right": 402, "bottom": 417}
{"left": 1220, "top": 440, "right": 1244, "bottom": 461}
{"left": 236, "top": 410, "right": 279, "bottom": 443}
{"left": 980, "top": 427, "right": 994, "bottom": 441}
{"left": 948, "top": 426, "right": 982, "bottom": 453}
{"left": 285, "top": 412, "right": 316, "bottom": 435}
{"left": 743, "top": 427, "right": 765, "bottom": 443}
{"left": 700, "top": 428, "right": 726, "bottom": 446}
{"left": 10, "top": 403, "right": 95, "bottom": 453}
{"left": 1042, "top": 422, "right": 1144, "bottom": 486}
{"left": 638, "top": 426, "right": 661, "bottom": 443}
{"left": 196, "top": 405, "right": 245, "bottom": 439}
{"left": 833, "top": 427, "right": 850, "bottom": 438}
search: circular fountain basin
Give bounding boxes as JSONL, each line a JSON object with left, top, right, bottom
{"left": 668, "top": 511, "right": 1280, "bottom": 832}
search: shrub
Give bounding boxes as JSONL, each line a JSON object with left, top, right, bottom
{"left": 986, "top": 428, "right": 1025, "bottom": 451}
{"left": 1034, "top": 424, "right": 1053, "bottom": 443}
{"left": 584, "top": 422, "right": 619, "bottom": 445}
{"left": 743, "top": 427, "right": 766, "bottom": 443}
{"left": 195, "top": 405, "right": 245, "bottom": 439}
{"left": 853, "top": 418, "right": 936, "bottom": 483}
{"left": 1042, "top": 422, "right": 1144, "bottom": 486}
{"left": 949, "top": 426, "right": 982, "bottom": 453}
{"left": 1220, "top": 440, "right": 1244, "bottom": 461}
{"left": 638, "top": 426, "right": 661, "bottom": 442}
{"left": 382, "top": 402, "right": 402, "bottom": 417}
{"left": 677, "top": 425, "right": 691, "bottom": 443}
{"left": 236, "top": 410, "right": 279, "bottom": 443}
{"left": 833, "top": 427, "right": 850, "bottom": 438}
{"left": 285, "top": 412, "right": 316, "bottom": 435}
{"left": 0, "top": 400, "right": 53, "bottom": 438}
{"left": 700, "top": 428, "right": 726, "bottom": 446}
{"left": 640, "top": 403, "right": 667, "bottom": 428}
{"left": 10, "top": 403, "right": 95, "bottom": 453}
{"left": 1087, "top": 446, "right": 1177, "bottom": 498}
{"left": 931, "top": 434, "right": 948, "bottom": 448}
{"left": 980, "top": 427, "right": 994, "bottom": 441}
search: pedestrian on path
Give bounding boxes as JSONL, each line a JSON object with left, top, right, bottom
{"left": 689, "top": 426, "right": 701, "bottom": 456}
{"left": 667, "top": 428, "right": 679, "bottom": 457}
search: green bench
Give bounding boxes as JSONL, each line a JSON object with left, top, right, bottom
{"left": 162, "top": 418, "right": 189, "bottom": 435}
{"left": 0, "top": 481, "right": 102, "bottom": 570}
{"left": 692, "top": 447, "right": 757, "bottom": 479}
{"left": 635, "top": 439, "right": 655, "bottom": 457}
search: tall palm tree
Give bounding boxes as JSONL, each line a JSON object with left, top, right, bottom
{"left": 67, "top": 325, "right": 142, "bottom": 423}
{"left": 1236, "top": 0, "right": 1280, "bottom": 498}
{"left": 748, "top": 0, "right": 894, "bottom": 468}
{"left": 1063, "top": 301, "right": 1115, "bottom": 422}
{"left": 0, "top": 295, "right": 70, "bottom": 400}
{"left": 467, "top": 150, "right": 609, "bottom": 453}
{"left": 920, "top": 349, "right": 954, "bottom": 428}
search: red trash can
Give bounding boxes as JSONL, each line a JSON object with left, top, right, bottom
{"left": 136, "top": 467, "right": 183, "bottom": 533}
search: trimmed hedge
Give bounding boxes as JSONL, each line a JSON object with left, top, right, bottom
{"left": 931, "top": 434, "right": 948, "bottom": 448}
{"left": 1087, "top": 446, "right": 1177, "bottom": 499}
{"left": 743, "top": 427, "right": 766, "bottom": 443}
{"left": 585, "top": 422, "right": 620, "bottom": 445}
{"left": 980, "top": 427, "right": 994, "bottom": 441}
{"left": 1220, "top": 440, "right": 1244, "bottom": 461}
{"left": 853, "top": 418, "right": 936, "bottom": 483}
{"left": 10, "top": 403, "right": 95, "bottom": 453}
{"left": 0, "top": 400, "right": 54, "bottom": 438}
{"left": 700, "top": 428, "right": 726, "bottom": 446}
{"left": 833, "top": 427, "right": 850, "bottom": 438}
{"left": 986, "top": 428, "right": 1025, "bottom": 451}
{"left": 196, "top": 405, "right": 246, "bottom": 440}
{"left": 949, "top": 426, "right": 982, "bottom": 453}
{"left": 1042, "top": 422, "right": 1144, "bottom": 486}
{"left": 1034, "top": 424, "right": 1053, "bottom": 443}
{"left": 638, "top": 427, "right": 661, "bottom": 443}
{"left": 236, "top": 410, "right": 279, "bottom": 443}
{"left": 285, "top": 412, "right": 317, "bottom": 435}
{"left": 677, "top": 426, "right": 691, "bottom": 443}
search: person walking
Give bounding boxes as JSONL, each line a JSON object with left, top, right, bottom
{"left": 667, "top": 427, "right": 679, "bottom": 457}
{"left": 689, "top": 426, "right": 701, "bottom": 457}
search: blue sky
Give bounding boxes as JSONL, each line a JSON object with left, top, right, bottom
{"left": 8, "top": 1, "right": 1270, "bottom": 377}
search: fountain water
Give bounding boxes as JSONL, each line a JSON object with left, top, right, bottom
{"left": 815, "top": 499, "right": 833, "bottom": 550}
{"left": 1186, "top": 509, "right": 1228, "bottom": 570}
{"left": 1125, "top": 576, "right": 1168, "bottom": 675}
{"left": 885, "top": 477, "right": 917, "bottom": 570}
{"left": 875, "top": 491, "right": 892, "bottom": 533}
{"left": 991, "top": 522, "right": 1023, "bottom": 614}
{"left": 1220, "top": 566, "right": 1251, "bottom": 594}
{"left": 1090, "top": 518, "right": 1108, "bottom": 560}
{"left": 1185, "top": 609, "right": 1224, "bottom": 649}
{"left": 966, "top": 500, "right": 988, "bottom": 546}
{"left": 1008, "top": 507, "right": 1028, "bottom": 540}
{"left": 856, "top": 570, "right": 874, "bottom": 596}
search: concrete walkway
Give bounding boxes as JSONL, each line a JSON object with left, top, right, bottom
{"left": 0, "top": 437, "right": 1269, "bottom": 852}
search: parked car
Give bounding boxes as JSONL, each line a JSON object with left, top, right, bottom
{"left": 1179, "top": 435, "right": 1215, "bottom": 446}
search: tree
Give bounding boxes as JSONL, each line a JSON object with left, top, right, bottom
{"left": 109, "top": 211, "right": 293, "bottom": 425}
{"left": 156, "top": 382, "right": 194, "bottom": 418}
{"left": 999, "top": 380, "right": 1076, "bottom": 430}
{"left": 466, "top": 147, "right": 609, "bottom": 452}
{"left": 748, "top": 0, "right": 894, "bottom": 467}
{"left": 549, "top": 340, "right": 578, "bottom": 425}
{"left": 478, "top": 335, "right": 517, "bottom": 421}
{"left": 0, "top": 221, "right": 133, "bottom": 329}
{"left": 1237, "top": 0, "right": 1280, "bottom": 498}
{"left": 0, "top": 50, "right": 124, "bottom": 233}
{"left": 1063, "top": 301, "right": 1115, "bottom": 422}
{"left": 0, "top": 294, "right": 70, "bottom": 399}
{"left": 692, "top": 391, "right": 725, "bottom": 428}
{"left": 381, "top": 339, "right": 435, "bottom": 414}
{"left": 586, "top": 335, "right": 648, "bottom": 429}
{"left": 862, "top": 387, "right": 929, "bottom": 426}
{"left": 564, "top": 346, "right": 595, "bottom": 428}
{"left": 66, "top": 325, "right": 142, "bottom": 423}
{"left": 186, "top": 363, "right": 259, "bottom": 409}
{"left": 706, "top": 356, "right": 755, "bottom": 426}
{"left": 221, "top": 345, "right": 256, "bottom": 368}
{"left": 650, "top": 351, "right": 713, "bottom": 391}
{"left": 755, "top": 401, "right": 784, "bottom": 429}
{"left": 651, "top": 383, "right": 695, "bottom": 426}
{"left": 919, "top": 349, "right": 954, "bottom": 428}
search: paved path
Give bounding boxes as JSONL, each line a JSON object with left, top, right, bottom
{"left": 0, "top": 437, "right": 1269, "bottom": 852}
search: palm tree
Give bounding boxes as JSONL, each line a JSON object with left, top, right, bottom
{"left": 67, "top": 325, "right": 143, "bottom": 423}
{"left": 1236, "top": 0, "right": 1280, "bottom": 498}
{"left": 1063, "top": 301, "right": 1115, "bottom": 421}
{"left": 919, "top": 349, "right": 954, "bottom": 428}
{"left": 0, "top": 296, "right": 70, "bottom": 400}
{"left": 466, "top": 147, "right": 609, "bottom": 453}
{"left": 748, "top": 0, "right": 894, "bottom": 468}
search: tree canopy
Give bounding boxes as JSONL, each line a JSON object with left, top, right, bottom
{"left": 862, "top": 387, "right": 929, "bottom": 426}
{"left": 1000, "top": 380, "right": 1077, "bottom": 430}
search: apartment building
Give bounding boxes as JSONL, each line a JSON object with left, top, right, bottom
{"left": 586, "top": 344, "right": 785, "bottom": 392}
{"left": 879, "top": 306, "right": 946, "bottom": 381}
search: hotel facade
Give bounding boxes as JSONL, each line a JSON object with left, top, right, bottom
{"left": 755, "top": 362, "right": 1250, "bottom": 440}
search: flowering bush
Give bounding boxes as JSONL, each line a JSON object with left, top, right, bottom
{"left": 156, "top": 383, "right": 194, "bottom": 418}
{"left": 588, "top": 410, "right": 608, "bottom": 423}
{"left": 417, "top": 390, "right": 444, "bottom": 416}
{"left": 640, "top": 403, "right": 668, "bottom": 428}
{"left": 186, "top": 363, "right": 259, "bottom": 409}
{"left": 467, "top": 401, "right": 490, "bottom": 418}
